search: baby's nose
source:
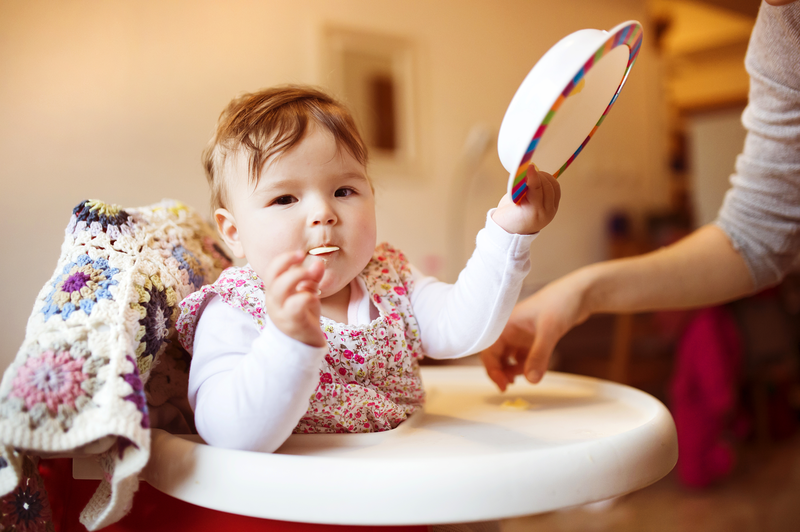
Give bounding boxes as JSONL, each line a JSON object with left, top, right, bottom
{"left": 310, "top": 203, "right": 337, "bottom": 225}
{"left": 312, "top": 215, "right": 336, "bottom": 225}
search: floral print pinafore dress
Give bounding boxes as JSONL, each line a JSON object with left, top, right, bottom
{"left": 176, "top": 243, "right": 426, "bottom": 433}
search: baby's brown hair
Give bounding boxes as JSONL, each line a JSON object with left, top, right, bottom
{"left": 202, "top": 85, "right": 369, "bottom": 211}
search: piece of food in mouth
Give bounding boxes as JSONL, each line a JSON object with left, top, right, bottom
{"left": 308, "top": 246, "right": 340, "bottom": 255}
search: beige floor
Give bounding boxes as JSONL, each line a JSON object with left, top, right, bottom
{"left": 501, "top": 434, "right": 800, "bottom": 532}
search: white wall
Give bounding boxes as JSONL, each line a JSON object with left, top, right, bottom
{"left": 0, "top": 0, "right": 668, "bottom": 371}
{"left": 687, "top": 107, "right": 747, "bottom": 227}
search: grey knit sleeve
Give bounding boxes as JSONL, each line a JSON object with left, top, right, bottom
{"left": 715, "top": 1, "right": 800, "bottom": 291}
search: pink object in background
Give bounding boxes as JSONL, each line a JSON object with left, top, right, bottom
{"left": 669, "top": 306, "right": 743, "bottom": 488}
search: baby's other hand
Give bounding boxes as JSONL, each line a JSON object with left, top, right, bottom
{"left": 492, "top": 165, "right": 561, "bottom": 235}
{"left": 261, "top": 251, "right": 327, "bottom": 348}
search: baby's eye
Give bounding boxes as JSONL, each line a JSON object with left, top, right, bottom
{"left": 334, "top": 187, "right": 356, "bottom": 198}
{"left": 270, "top": 195, "right": 297, "bottom": 206}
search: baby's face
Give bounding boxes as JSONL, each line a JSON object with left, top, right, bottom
{"left": 220, "top": 123, "right": 377, "bottom": 298}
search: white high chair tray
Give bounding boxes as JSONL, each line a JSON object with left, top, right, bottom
{"left": 75, "top": 366, "right": 677, "bottom": 525}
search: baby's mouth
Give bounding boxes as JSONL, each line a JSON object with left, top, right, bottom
{"left": 308, "top": 246, "right": 340, "bottom": 256}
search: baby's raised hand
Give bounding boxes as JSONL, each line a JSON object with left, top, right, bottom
{"left": 261, "top": 251, "right": 327, "bottom": 348}
{"left": 492, "top": 165, "right": 561, "bottom": 235}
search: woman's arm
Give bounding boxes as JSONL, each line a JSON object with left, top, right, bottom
{"left": 482, "top": 224, "right": 754, "bottom": 390}
{"left": 583, "top": 224, "right": 753, "bottom": 314}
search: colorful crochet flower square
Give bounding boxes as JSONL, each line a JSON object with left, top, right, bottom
{"left": 0, "top": 198, "right": 231, "bottom": 530}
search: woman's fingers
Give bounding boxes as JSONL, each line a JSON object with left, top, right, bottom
{"left": 523, "top": 320, "right": 559, "bottom": 384}
{"left": 481, "top": 318, "right": 537, "bottom": 391}
{"left": 481, "top": 345, "right": 511, "bottom": 392}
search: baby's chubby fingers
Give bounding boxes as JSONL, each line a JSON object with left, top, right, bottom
{"left": 525, "top": 164, "right": 553, "bottom": 203}
{"left": 270, "top": 259, "right": 325, "bottom": 304}
{"left": 296, "top": 260, "right": 325, "bottom": 293}
{"left": 526, "top": 166, "right": 560, "bottom": 230}
{"left": 261, "top": 251, "right": 322, "bottom": 303}
{"left": 278, "top": 289, "right": 326, "bottom": 347}
{"left": 551, "top": 172, "right": 562, "bottom": 209}
{"left": 262, "top": 251, "right": 327, "bottom": 347}
{"left": 539, "top": 171, "right": 561, "bottom": 213}
{"left": 491, "top": 163, "right": 560, "bottom": 235}
{"left": 526, "top": 162, "right": 544, "bottom": 197}
{"left": 261, "top": 250, "right": 307, "bottom": 285}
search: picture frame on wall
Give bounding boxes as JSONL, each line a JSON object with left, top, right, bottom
{"left": 321, "top": 26, "right": 419, "bottom": 179}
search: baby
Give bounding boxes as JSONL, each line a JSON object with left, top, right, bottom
{"left": 176, "top": 85, "right": 560, "bottom": 452}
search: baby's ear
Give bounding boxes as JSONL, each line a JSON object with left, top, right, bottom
{"left": 214, "top": 208, "right": 245, "bottom": 259}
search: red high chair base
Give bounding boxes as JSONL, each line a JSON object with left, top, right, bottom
{"left": 40, "top": 459, "right": 425, "bottom": 532}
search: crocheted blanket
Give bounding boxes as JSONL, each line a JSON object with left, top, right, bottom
{"left": 0, "top": 199, "right": 230, "bottom": 530}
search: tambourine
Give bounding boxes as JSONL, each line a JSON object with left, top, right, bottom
{"left": 498, "top": 21, "right": 643, "bottom": 203}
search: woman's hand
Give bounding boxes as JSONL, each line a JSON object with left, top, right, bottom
{"left": 481, "top": 269, "right": 591, "bottom": 390}
{"left": 482, "top": 223, "right": 759, "bottom": 391}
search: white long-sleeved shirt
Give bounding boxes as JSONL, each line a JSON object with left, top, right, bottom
{"left": 188, "top": 212, "right": 537, "bottom": 452}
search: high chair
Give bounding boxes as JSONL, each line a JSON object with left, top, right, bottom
{"left": 70, "top": 365, "right": 677, "bottom": 529}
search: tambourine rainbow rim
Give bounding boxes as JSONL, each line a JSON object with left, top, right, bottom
{"left": 511, "top": 22, "right": 643, "bottom": 204}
